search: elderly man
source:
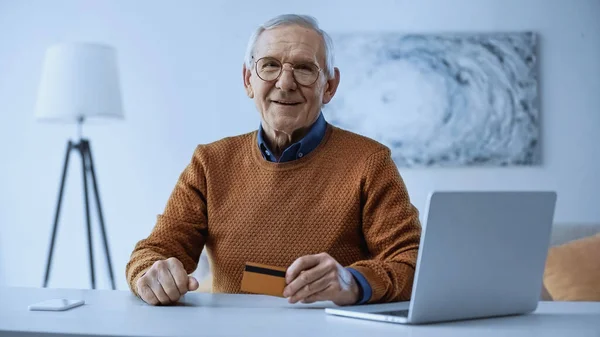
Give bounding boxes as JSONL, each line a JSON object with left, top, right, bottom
{"left": 126, "top": 14, "right": 421, "bottom": 306}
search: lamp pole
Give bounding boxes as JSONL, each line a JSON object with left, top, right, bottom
{"left": 42, "top": 120, "right": 116, "bottom": 290}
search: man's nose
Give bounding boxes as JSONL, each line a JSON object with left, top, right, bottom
{"left": 276, "top": 64, "right": 297, "bottom": 91}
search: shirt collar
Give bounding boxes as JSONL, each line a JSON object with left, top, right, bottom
{"left": 257, "top": 111, "right": 327, "bottom": 163}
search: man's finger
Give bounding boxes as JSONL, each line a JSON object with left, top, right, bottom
{"left": 285, "top": 254, "right": 322, "bottom": 284}
{"left": 139, "top": 283, "right": 159, "bottom": 305}
{"left": 149, "top": 278, "right": 171, "bottom": 304}
{"left": 301, "top": 284, "right": 334, "bottom": 304}
{"left": 284, "top": 262, "right": 331, "bottom": 298}
{"left": 289, "top": 275, "right": 331, "bottom": 303}
{"left": 168, "top": 262, "right": 189, "bottom": 295}
{"left": 158, "top": 268, "right": 182, "bottom": 302}
{"left": 188, "top": 276, "right": 199, "bottom": 291}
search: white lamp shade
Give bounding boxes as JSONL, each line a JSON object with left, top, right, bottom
{"left": 35, "top": 43, "right": 124, "bottom": 122}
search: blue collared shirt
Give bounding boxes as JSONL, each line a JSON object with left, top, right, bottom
{"left": 257, "top": 112, "right": 327, "bottom": 162}
{"left": 257, "top": 112, "right": 372, "bottom": 304}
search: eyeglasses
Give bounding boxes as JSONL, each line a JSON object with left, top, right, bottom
{"left": 254, "top": 57, "right": 321, "bottom": 86}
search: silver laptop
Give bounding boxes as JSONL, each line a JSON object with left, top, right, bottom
{"left": 326, "top": 191, "right": 557, "bottom": 325}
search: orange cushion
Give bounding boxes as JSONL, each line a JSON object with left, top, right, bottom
{"left": 543, "top": 233, "right": 600, "bottom": 301}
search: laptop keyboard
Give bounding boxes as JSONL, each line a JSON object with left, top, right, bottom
{"left": 376, "top": 309, "right": 409, "bottom": 317}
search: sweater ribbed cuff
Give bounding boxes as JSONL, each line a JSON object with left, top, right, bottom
{"left": 349, "top": 263, "right": 414, "bottom": 303}
{"left": 347, "top": 265, "right": 385, "bottom": 303}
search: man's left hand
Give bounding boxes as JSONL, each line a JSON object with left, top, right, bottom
{"left": 283, "top": 253, "right": 360, "bottom": 306}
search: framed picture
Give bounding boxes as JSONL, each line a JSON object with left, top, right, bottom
{"left": 326, "top": 32, "right": 539, "bottom": 167}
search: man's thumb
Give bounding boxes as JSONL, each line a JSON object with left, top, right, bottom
{"left": 188, "top": 276, "right": 199, "bottom": 291}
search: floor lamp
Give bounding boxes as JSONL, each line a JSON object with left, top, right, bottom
{"left": 35, "top": 43, "right": 124, "bottom": 289}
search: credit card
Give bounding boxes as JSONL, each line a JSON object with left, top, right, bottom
{"left": 240, "top": 262, "right": 288, "bottom": 297}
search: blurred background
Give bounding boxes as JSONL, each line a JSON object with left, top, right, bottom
{"left": 0, "top": 0, "right": 598, "bottom": 292}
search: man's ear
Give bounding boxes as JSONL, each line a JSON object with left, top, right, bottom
{"left": 322, "top": 67, "right": 340, "bottom": 104}
{"left": 243, "top": 64, "right": 254, "bottom": 98}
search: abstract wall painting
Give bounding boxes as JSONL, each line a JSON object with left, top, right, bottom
{"left": 326, "top": 32, "right": 539, "bottom": 167}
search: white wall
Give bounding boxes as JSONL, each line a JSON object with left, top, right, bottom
{"left": 0, "top": 0, "right": 598, "bottom": 290}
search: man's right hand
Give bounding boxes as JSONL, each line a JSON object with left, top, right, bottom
{"left": 136, "top": 257, "right": 199, "bottom": 305}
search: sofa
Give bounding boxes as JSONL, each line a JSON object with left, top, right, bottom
{"left": 542, "top": 223, "right": 600, "bottom": 301}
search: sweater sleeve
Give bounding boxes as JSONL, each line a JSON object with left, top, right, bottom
{"left": 126, "top": 145, "right": 209, "bottom": 296}
{"left": 348, "top": 147, "right": 421, "bottom": 304}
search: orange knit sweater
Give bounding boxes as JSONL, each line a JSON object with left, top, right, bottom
{"left": 126, "top": 124, "right": 421, "bottom": 303}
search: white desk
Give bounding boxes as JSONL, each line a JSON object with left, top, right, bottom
{"left": 0, "top": 287, "right": 599, "bottom": 336}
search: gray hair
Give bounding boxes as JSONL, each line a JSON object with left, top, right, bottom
{"left": 244, "top": 14, "right": 335, "bottom": 79}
